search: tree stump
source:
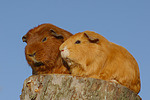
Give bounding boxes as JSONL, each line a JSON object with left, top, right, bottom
{"left": 20, "top": 74, "right": 141, "bottom": 100}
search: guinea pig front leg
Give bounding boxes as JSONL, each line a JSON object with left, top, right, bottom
{"left": 70, "top": 65, "right": 87, "bottom": 77}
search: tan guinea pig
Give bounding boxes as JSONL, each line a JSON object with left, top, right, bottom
{"left": 22, "top": 23, "right": 72, "bottom": 75}
{"left": 59, "top": 31, "right": 141, "bottom": 93}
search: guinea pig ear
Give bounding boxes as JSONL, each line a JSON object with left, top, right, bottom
{"left": 49, "top": 29, "right": 64, "bottom": 39}
{"left": 22, "top": 35, "right": 27, "bottom": 43}
{"left": 84, "top": 33, "right": 99, "bottom": 43}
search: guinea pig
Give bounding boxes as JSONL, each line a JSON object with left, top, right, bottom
{"left": 59, "top": 31, "right": 141, "bottom": 93}
{"left": 22, "top": 23, "right": 72, "bottom": 75}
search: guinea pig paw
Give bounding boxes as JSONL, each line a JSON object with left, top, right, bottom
{"left": 110, "top": 80, "right": 119, "bottom": 84}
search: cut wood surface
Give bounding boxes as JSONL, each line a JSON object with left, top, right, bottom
{"left": 20, "top": 74, "right": 141, "bottom": 100}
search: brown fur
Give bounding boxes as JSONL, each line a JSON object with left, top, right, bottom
{"left": 59, "top": 31, "right": 141, "bottom": 93}
{"left": 22, "top": 23, "right": 72, "bottom": 75}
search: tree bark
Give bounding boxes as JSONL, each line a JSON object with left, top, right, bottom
{"left": 20, "top": 74, "right": 141, "bottom": 100}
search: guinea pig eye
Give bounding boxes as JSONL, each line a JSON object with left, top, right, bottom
{"left": 42, "top": 37, "right": 47, "bottom": 42}
{"left": 75, "top": 40, "right": 81, "bottom": 44}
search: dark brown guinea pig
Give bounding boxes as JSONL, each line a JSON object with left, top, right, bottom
{"left": 22, "top": 23, "right": 72, "bottom": 75}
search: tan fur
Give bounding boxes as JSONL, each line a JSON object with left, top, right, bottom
{"left": 59, "top": 31, "right": 141, "bottom": 93}
{"left": 22, "top": 23, "right": 72, "bottom": 75}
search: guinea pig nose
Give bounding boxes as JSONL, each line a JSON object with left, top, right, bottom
{"left": 29, "top": 52, "right": 36, "bottom": 57}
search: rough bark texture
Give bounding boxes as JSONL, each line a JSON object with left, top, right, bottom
{"left": 20, "top": 74, "right": 141, "bottom": 100}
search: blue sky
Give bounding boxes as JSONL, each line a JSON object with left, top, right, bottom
{"left": 0, "top": 0, "right": 149, "bottom": 100}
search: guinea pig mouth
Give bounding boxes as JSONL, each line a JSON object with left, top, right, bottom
{"left": 34, "top": 62, "right": 45, "bottom": 67}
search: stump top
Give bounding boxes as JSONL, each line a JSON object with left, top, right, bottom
{"left": 20, "top": 74, "right": 141, "bottom": 100}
